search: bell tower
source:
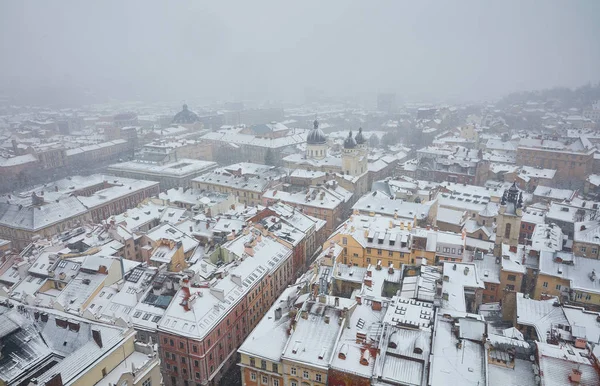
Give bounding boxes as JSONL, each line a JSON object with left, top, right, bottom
{"left": 494, "top": 182, "right": 523, "bottom": 256}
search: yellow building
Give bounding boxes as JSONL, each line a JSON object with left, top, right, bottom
{"left": 149, "top": 238, "right": 188, "bottom": 272}
{"left": 533, "top": 251, "right": 600, "bottom": 308}
{"left": 325, "top": 214, "right": 414, "bottom": 269}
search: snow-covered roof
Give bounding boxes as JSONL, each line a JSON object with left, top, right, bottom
{"left": 202, "top": 130, "right": 306, "bottom": 149}
{"left": 516, "top": 293, "right": 568, "bottom": 340}
{"left": 238, "top": 284, "right": 304, "bottom": 362}
{"left": 473, "top": 254, "right": 501, "bottom": 284}
{"left": 158, "top": 231, "right": 292, "bottom": 340}
{"left": 107, "top": 158, "right": 217, "bottom": 177}
{"left": 574, "top": 220, "right": 600, "bottom": 245}
{"left": 536, "top": 341, "right": 600, "bottom": 386}
{"left": 533, "top": 185, "right": 575, "bottom": 201}
{"left": 441, "top": 262, "right": 485, "bottom": 313}
{"left": 331, "top": 300, "right": 387, "bottom": 379}
{"left": 352, "top": 193, "right": 434, "bottom": 220}
{"left": 538, "top": 251, "right": 600, "bottom": 295}
{"left": 281, "top": 297, "right": 352, "bottom": 370}
{"left": 562, "top": 305, "right": 600, "bottom": 344}
{"left": 263, "top": 183, "right": 352, "bottom": 210}
{"left": 430, "top": 314, "right": 486, "bottom": 386}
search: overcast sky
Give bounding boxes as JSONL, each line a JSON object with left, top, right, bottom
{"left": 1, "top": 0, "right": 599, "bottom": 105}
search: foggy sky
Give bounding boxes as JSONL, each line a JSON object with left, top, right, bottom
{"left": 1, "top": 0, "right": 599, "bottom": 105}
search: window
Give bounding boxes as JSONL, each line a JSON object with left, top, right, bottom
{"left": 504, "top": 223, "right": 511, "bottom": 239}
{"left": 543, "top": 281, "right": 548, "bottom": 288}
{"left": 194, "top": 360, "right": 199, "bottom": 367}
{"left": 585, "top": 294, "right": 592, "bottom": 301}
{"left": 142, "top": 378, "right": 152, "bottom": 386}
{"left": 101, "top": 368, "right": 107, "bottom": 377}
{"left": 251, "top": 372, "right": 257, "bottom": 381}
{"left": 170, "top": 339, "right": 174, "bottom": 346}
{"left": 366, "top": 248, "right": 371, "bottom": 253}
{"left": 366, "top": 258, "right": 371, "bottom": 264}
{"left": 181, "top": 356, "right": 186, "bottom": 363}
{"left": 580, "top": 246, "right": 587, "bottom": 253}
{"left": 505, "top": 284, "right": 515, "bottom": 291}
{"left": 555, "top": 284, "right": 561, "bottom": 290}
{"left": 377, "top": 249, "right": 382, "bottom": 255}
{"left": 303, "top": 370, "right": 309, "bottom": 379}
{"left": 291, "top": 382, "right": 297, "bottom": 386}
{"left": 342, "top": 237, "right": 347, "bottom": 245}
{"left": 593, "top": 248, "right": 598, "bottom": 255}
{"left": 179, "top": 342, "right": 184, "bottom": 349}
{"left": 195, "top": 372, "right": 200, "bottom": 379}
{"left": 316, "top": 373, "right": 322, "bottom": 382}
{"left": 388, "top": 251, "right": 393, "bottom": 257}
{"left": 291, "top": 367, "right": 297, "bottom": 375}
{"left": 262, "top": 375, "right": 268, "bottom": 384}
{"left": 507, "top": 274, "right": 516, "bottom": 281}
{"left": 250, "top": 358, "right": 255, "bottom": 367}
{"left": 273, "top": 380, "right": 280, "bottom": 386}
{"left": 261, "top": 360, "right": 267, "bottom": 370}
{"left": 193, "top": 345, "right": 198, "bottom": 353}
{"left": 272, "top": 364, "right": 278, "bottom": 373}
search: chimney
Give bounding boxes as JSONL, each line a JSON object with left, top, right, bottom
{"left": 569, "top": 368, "right": 582, "bottom": 383}
{"left": 372, "top": 300, "right": 382, "bottom": 311}
{"left": 364, "top": 278, "right": 372, "bottom": 287}
{"left": 274, "top": 307, "right": 282, "bottom": 320}
{"left": 55, "top": 318, "right": 68, "bottom": 329}
{"left": 360, "top": 349, "right": 371, "bottom": 366}
{"left": 45, "top": 373, "right": 64, "bottom": 386}
{"left": 324, "top": 315, "right": 330, "bottom": 324}
{"left": 92, "top": 328, "right": 103, "bottom": 347}
{"left": 244, "top": 242, "right": 254, "bottom": 256}
{"left": 376, "top": 260, "right": 382, "bottom": 270}
{"left": 68, "top": 320, "right": 80, "bottom": 332}
{"left": 366, "top": 270, "right": 372, "bottom": 277}
{"left": 334, "top": 297, "right": 340, "bottom": 307}
{"left": 464, "top": 266, "right": 470, "bottom": 276}
{"left": 388, "top": 264, "right": 394, "bottom": 274}
{"left": 34, "top": 311, "right": 40, "bottom": 320}
{"left": 356, "top": 295, "right": 362, "bottom": 305}
{"left": 301, "top": 310, "right": 308, "bottom": 319}
{"left": 41, "top": 312, "right": 49, "bottom": 322}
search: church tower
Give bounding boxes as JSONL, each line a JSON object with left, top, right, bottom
{"left": 342, "top": 128, "right": 368, "bottom": 176}
{"left": 306, "top": 119, "right": 328, "bottom": 160}
{"left": 494, "top": 182, "right": 523, "bottom": 256}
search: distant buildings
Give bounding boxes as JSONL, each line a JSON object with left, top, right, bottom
{"left": 107, "top": 158, "right": 218, "bottom": 190}
{"left": 193, "top": 162, "right": 285, "bottom": 207}
{"left": 0, "top": 175, "right": 159, "bottom": 249}
{"left": 516, "top": 137, "right": 595, "bottom": 187}
{"left": 172, "top": 104, "right": 200, "bottom": 125}
{"left": 416, "top": 145, "right": 489, "bottom": 185}
{"left": 202, "top": 124, "right": 305, "bottom": 165}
